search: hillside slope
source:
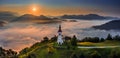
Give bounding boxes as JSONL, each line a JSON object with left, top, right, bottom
{"left": 93, "top": 20, "right": 120, "bottom": 30}
{"left": 18, "top": 41, "right": 120, "bottom": 58}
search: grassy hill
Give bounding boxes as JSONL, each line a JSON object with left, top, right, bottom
{"left": 18, "top": 40, "right": 120, "bottom": 58}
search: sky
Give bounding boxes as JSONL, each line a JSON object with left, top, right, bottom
{"left": 0, "top": 0, "right": 120, "bottom": 17}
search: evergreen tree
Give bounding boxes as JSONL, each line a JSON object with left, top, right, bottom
{"left": 113, "top": 35, "right": 120, "bottom": 41}
{"left": 19, "top": 47, "right": 28, "bottom": 55}
{"left": 41, "top": 36, "right": 49, "bottom": 42}
{"left": 106, "top": 34, "right": 113, "bottom": 40}
{"left": 71, "top": 35, "right": 77, "bottom": 46}
{"left": 100, "top": 38, "right": 105, "bottom": 42}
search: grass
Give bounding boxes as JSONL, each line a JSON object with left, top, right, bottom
{"left": 18, "top": 40, "right": 120, "bottom": 58}
{"left": 78, "top": 40, "right": 120, "bottom": 46}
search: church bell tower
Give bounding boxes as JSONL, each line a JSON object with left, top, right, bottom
{"left": 57, "top": 25, "right": 63, "bottom": 45}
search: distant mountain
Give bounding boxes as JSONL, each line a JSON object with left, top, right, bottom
{"left": 39, "top": 15, "right": 53, "bottom": 20}
{"left": 60, "top": 14, "right": 118, "bottom": 20}
{"left": 0, "top": 11, "right": 17, "bottom": 22}
{"left": 12, "top": 14, "right": 39, "bottom": 22}
{"left": 0, "top": 21, "right": 7, "bottom": 27}
{"left": 93, "top": 20, "right": 120, "bottom": 30}
{"left": 12, "top": 14, "right": 61, "bottom": 23}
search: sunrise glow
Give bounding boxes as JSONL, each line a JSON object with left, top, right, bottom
{"left": 32, "top": 7, "right": 37, "bottom": 12}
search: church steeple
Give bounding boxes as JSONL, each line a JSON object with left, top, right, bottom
{"left": 58, "top": 25, "right": 62, "bottom": 32}
{"left": 57, "top": 25, "right": 63, "bottom": 45}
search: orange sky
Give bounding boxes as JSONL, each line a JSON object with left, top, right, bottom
{"left": 0, "top": 4, "right": 104, "bottom": 16}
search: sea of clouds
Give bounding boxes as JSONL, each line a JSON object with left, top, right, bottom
{"left": 0, "top": 20, "right": 120, "bottom": 52}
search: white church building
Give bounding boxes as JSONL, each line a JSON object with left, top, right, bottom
{"left": 57, "top": 25, "right": 64, "bottom": 45}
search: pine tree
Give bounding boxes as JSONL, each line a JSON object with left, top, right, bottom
{"left": 106, "top": 34, "right": 113, "bottom": 40}
{"left": 71, "top": 35, "right": 77, "bottom": 46}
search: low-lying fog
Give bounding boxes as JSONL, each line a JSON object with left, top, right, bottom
{"left": 0, "top": 19, "right": 120, "bottom": 52}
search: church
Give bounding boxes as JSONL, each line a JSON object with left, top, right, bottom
{"left": 57, "top": 25, "right": 64, "bottom": 45}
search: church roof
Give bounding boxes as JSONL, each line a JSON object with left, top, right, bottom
{"left": 58, "top": 25, "right": 62, "bottom": 32}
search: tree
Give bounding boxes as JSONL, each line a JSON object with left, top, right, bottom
{"left": 19, "top": 47, "right": 28, "bottom": 55}
{"left": 50, "top": 35, "right": 57, "bottom": 42}
{"left": 41, "top": 36, "right": 49, "bottom": 42}
{"left": 106, "top": 34, "right": 113, "bottom": 40}
{"left": 113, "top": 35, "right": 120, "bottom": 41}
{"left": 71, "top": 35, "right": 77, "bottom": 46}
{"left": 0, "top": 47, "right": 17, "bottom": 58}
{"left": 92, "top": 37, "right": 100, "bottom": 43}
{"left": 100, "top": 38, "right": 105, "bottom": 42}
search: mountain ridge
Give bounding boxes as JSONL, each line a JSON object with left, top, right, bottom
{"left": 60, "top": 14, "right": 118, "bottom": 20}
{"left": 93, "top": 20, "right": 120, "bottom": 30}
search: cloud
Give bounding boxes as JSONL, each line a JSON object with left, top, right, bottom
{"left": 0, "top": 20, "right": 120, "bottom": 52}
{"left": 0, "top": 24, "right": 57, "bottom": 52}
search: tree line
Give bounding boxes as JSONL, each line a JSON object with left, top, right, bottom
{"left": 80, "top": 34, "right": 120, "bottom": 43}
{"left": 0, "top": 47, "right": 17, "bottom": 58}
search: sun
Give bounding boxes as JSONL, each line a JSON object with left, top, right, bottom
{"left": 30, "top": 5, "right": 40, "bottom": 15}
{"left": 32, "top": 7, "right": 37, "bottom": 11}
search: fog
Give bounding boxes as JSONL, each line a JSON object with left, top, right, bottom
{"left": 0, "top": 20, "right": 120, "bottom": 52}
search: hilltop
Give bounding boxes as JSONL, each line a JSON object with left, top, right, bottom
{"left": 18, "top": 35, "right": 120, "bottom": 58}
{"left": 1, "top": 35, "right": 120, "bottom": 58}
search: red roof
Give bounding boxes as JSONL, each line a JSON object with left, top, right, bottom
{"left": 58, "top": 25, "right": 62, "bottom": 32}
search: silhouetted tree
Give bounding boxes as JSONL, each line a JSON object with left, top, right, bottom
{"left": 0, "top": 47, "right": 18, "bottom": 58}
{"left": 41, "top": 36, "right": 49, "bottom": 43}
{"left": 19, "top": 47, "right": 28, "bottom": 55}
{"left": 113, "top": 35, "right": 120, "bottom": 41}
{"left": 92, "top": 37, "right": 100, "bottom": 43}
{"left": 100, "top": 38, "right": 105, "bottom": 42}
{"left": 82, "top": 37, "right": 101, "bottom": 43}
{"left": 106, "top": 34, "right": 113, "bottom": 40}
{"left": 71, "top": 35, "right": 77, "bottom": 46}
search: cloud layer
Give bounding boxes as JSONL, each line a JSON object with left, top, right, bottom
{"left": 0, "top": 20, "right": 120, "bottom": 52}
